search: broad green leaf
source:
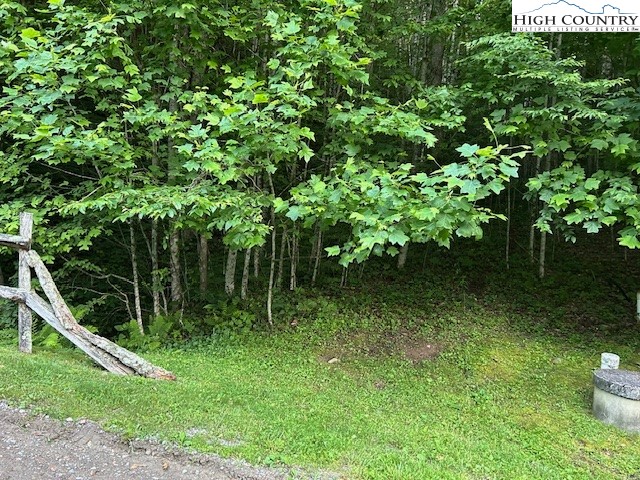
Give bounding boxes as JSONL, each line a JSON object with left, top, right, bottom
{"left": 388, "top": 230, "right": 409, "bottom": 246}
{"left": 252, "top": 93, "right": 269, "bottom": 104}
{"left": 124, "top": 87, "right": 143, "bottom": 102}
{"left": 456, "top": 144, "right": 479, "bottom": 158}
{"left": 499, "top": 162, "right": 519, "bottom": 178}
{"left": 590, "top": 139, "right": 608, "bottom": 150}
{"left": 461, "top": 179, "right": 481, "bottom": 195}
{"left": 282, "top": 20, "right": 301, "bottom": 36}
{"left": 584, "top": 221, "right": 601, "bottom": 233}
{"left": 619, "top": 235, "right": 640, "bottom": 249}
{"left": 584, "top": 178, "right": 601, "bottom": 191}
{"left": 325, "top": 245, "right": 341, "bottom": 256}
{"left": 41, "top": 114, "right": 58, "bottom": 125}
{"left": 564, "top": 211, "right": 584, "bottom": 224}
{"left": 21, "top": 28, "right": 40, "bottom": 39}
{"left": 287, "top": 206, "right": 303, "bottom": 221}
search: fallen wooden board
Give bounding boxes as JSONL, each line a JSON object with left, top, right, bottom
{"left": 25, "top": 291, "right": 135, "bottom": 376}
{"left": 0, "top": 286, "right": 27, "bottom": 303}
{"left": 0, "top": 233, "right": 29, "bottom": 250}
{"left": 0, "top": 285, "right": 176, "bottom": 380}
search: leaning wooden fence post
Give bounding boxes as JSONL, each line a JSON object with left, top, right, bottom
{"left": 0, "top": 212, "right": 175, "bottom": 380}
{"left": 18, "top": 212, "right": 33, "bottom": 353}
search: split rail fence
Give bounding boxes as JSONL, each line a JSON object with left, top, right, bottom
{"left": 0, "top": 212, "right": 175, "bottom": 380}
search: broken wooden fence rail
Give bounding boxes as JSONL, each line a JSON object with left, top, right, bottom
{"left": 0, "top": 212, "right": 176, "bottom": 381}
{"left": 0, "top": 233, "right": 30, "bottom": 250}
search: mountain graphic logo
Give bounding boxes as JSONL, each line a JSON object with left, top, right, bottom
{"left": 512, "top": 0, "right": 639, "bottom": 32}
{"left": 515, "top": 0, "right": 636, "bottom": 15}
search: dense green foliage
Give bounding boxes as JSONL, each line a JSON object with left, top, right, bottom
{"left": 0, "top": 2, "right": 637, "bottom": 332}
{"left": 0, "top": 0, "right": 639, "bottom": 329}
{"left": 1, "top": 2, "right": 640, "bottom": 474}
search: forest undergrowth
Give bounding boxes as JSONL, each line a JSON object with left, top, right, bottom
{"left": 1, "top": 233, "right": 640, "bottom": 480}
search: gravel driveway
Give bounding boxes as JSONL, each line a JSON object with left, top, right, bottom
{"left": 0, "top": 401, "right": 335, "bottom": 480}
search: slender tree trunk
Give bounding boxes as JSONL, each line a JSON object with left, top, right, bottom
{"left": 167, "top": 88, "right": 183, "bottom": 307}
{"left": 530, "top": 156, "right": 541, "bottom": 264}
{"left": 539, "top": 231, "right": 547, "bottom": 279}
{"left": 340, "top": 265, "right": 349, "bottom": 288}
{"left": 241, "top": 248, "right": 251, "bottom": 300}
{"left": 198, "top": 234, "right": 208, "bottom": 295}
{"left": 429, "top": 41, "right": 445, "bottom": 86}
{"left": 529, "top": 223, "right": 536, "bottom": 264}
{"left": 358, "top": 262, "right": 367, "bottom": 280}
{"left": 149, "top": 220, "right": 161, "bottom": 316}
{"left": 397, "top": 243, "right": 409, "bottom": 269}
{"left": 311, "top": 230, "right": 322, "bottom": 286}
{"left": 130, "top": 222, "right": 144, "bottom": 335}
{"left": 253, "top": 246, "right": 260, "bottom": 278}
{"left": 0, "top": 264, "right": 4, "bottom": 285}
{"left": 276, "top": 225, "right": 287, "bottom": 290}
{"left": 267, "top": 222, "right": 276, "bottom": 326}
{"left": 267, "top": 173, "right": 277, "bottom": 326}
{"left": 506, "top": 184, "right": 511, "bottom": 269}
{"left": 150, "top": 140, "right": 162, "bottom": 317}
{"left": 538, "top": 154, "right": 552, "bottom": 279}
{"left": 181, "top": 232, "right": 191, "bottom": 306}
{"left": 169, "top": 230, "right": 182, "bottom": 305}
{"left": 309, "top": 224, "right": 319, "bottom": 269}
{"left": 225, "top": 249, "right": 238, "bottom": 296}
{"left": 289, "top": 227, "right": 297, "bottom": 291}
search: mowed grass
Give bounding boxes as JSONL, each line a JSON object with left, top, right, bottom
{"left": 1, "top": 290, "right": 639, "bottom": 480}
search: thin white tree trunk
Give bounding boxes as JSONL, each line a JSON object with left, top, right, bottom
{"left": 340, "top": 265, "right": 349, "bottom": 288}
{"left": 241, "top": 248, "right": 251, "bottom": 300}
{"left": 149, "top": 138, "right": 163, "bottom": 317}
{"left": 267, "top": 224, "right": 276, "bottom": 326}
{"left": 169, "top": 230, "right": 182, "bottom": 304}
{"left": 289, "top": 228, "right": 297, "bottom": 291}
{"left": 225, "top": 249, "right": 238, "bottom": 296}
{"left": 530, "top": 156, "right": 541, "bottom": 264}
{"left": 150, "top": 220, "right": 162, "bottom": 316}
{"left": 539, "top": 231, "right": 547, "bottom": 279}
{"left": 506, "top": 184, "right": 511, "bottom": 269}
{"left": 539, "top": 153, "right": 552, "bottom": 279}
{"left": 198, "top": 234, "right": 208, "bottom": 295}
{"left": 129, "top": 221, "right": 144, "bottom": 335}
{"left": 529, "top": 223, "right": 536, "bottom": 264}
{"left": 397, "top": 243, "right": 409, "bottom": 270}
{"left": 167, "top": 88, "right": 183, "bottom": 307}
{"left": 311, "top": 230, "right": 322, "bottom": 286}
{"left": 253, "top": 246, "right": 260, "bottom": 278}
{"left": 276, "top": 225, "right": 287, "bottom": 290}
{"left": 266, "top": 173, "right": 276, "bottom": 326}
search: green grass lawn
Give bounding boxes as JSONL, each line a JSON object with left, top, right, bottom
{"left": 1, "top": 287, "right": 639, "bottom": 479}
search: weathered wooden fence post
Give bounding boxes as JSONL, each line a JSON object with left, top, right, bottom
{"left": 18, "top": 212, "right": 33, "bottom": 353}
{"left": 0, "top": 212, "right": 175, "bottom": 380}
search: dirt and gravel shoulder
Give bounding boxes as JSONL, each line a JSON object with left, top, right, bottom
{"left": 0, "top": 401, "right": 337, "bottom": 480}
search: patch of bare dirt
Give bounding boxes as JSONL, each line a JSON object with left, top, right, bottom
{"left": 396, "top": 337, "right": 443, "bottom": 363}
{"left": 318, "top": 330, "right": 444, "bottom": 365}
{"left": 0, "top": 401, "right": 339, "bottom": 480}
